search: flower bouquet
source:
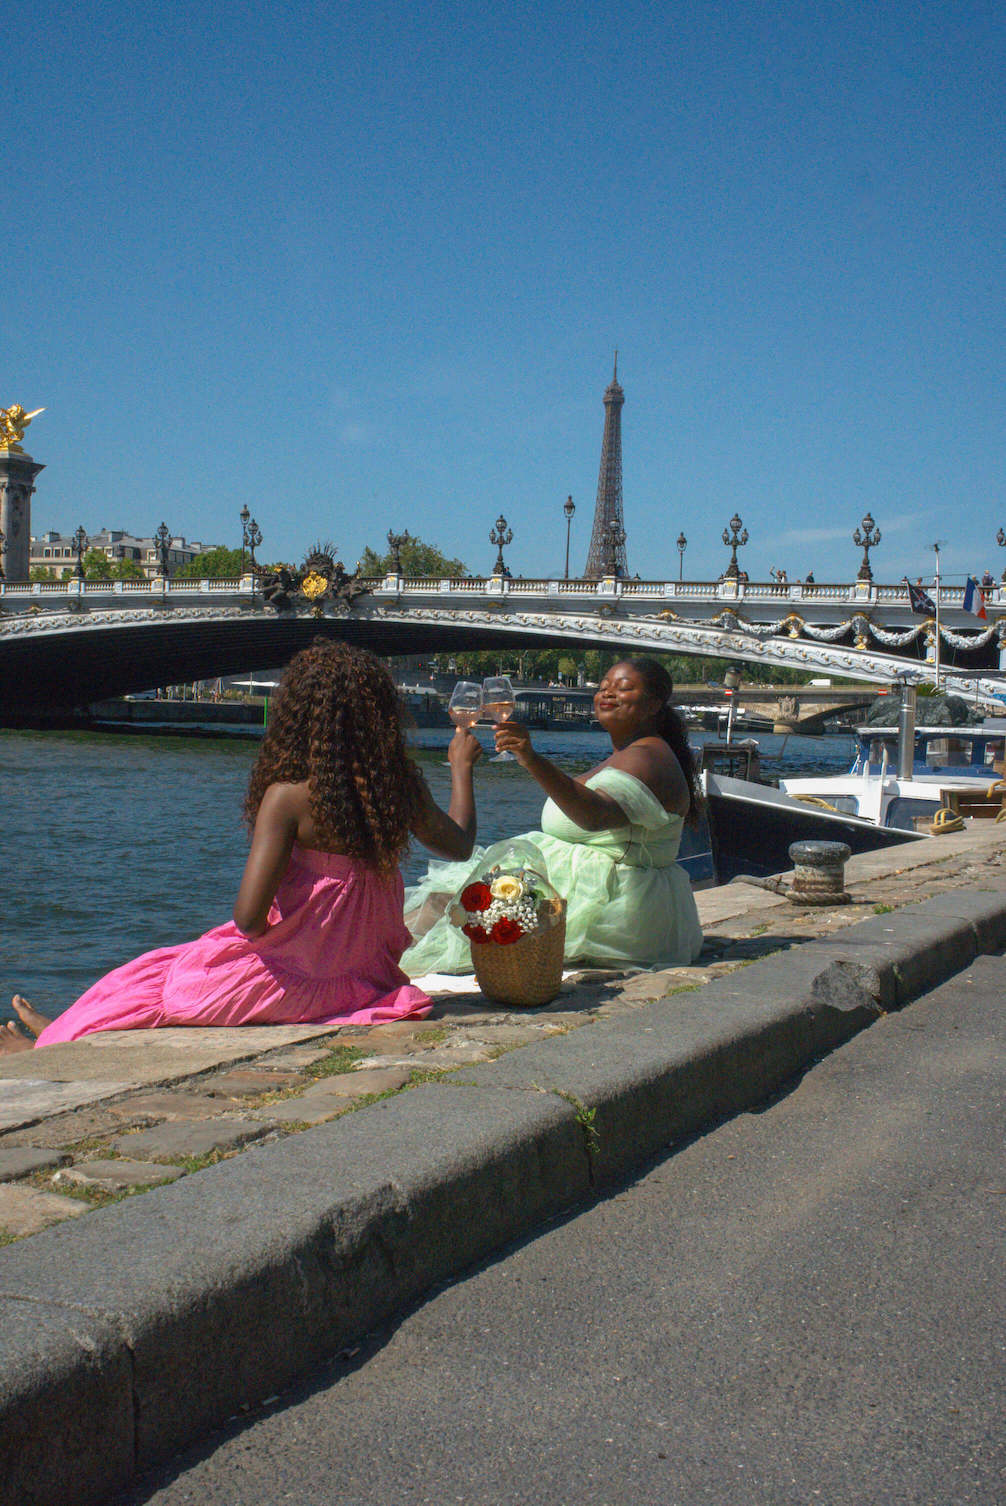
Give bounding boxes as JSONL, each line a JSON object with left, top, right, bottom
{"left": 448, "top": 844, "right": 566, "bottom": 1008}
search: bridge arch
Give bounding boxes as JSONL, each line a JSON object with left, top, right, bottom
{"left": 2, "top": 600, "right": 1002, "bottom": 719}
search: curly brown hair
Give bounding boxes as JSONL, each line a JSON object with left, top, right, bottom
{"left": 244, "top": 639, "right": 424, "bottom": 871}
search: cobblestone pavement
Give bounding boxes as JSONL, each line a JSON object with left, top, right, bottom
{"left": 2, "top": 824, "right": 1003, "bottom": 1242}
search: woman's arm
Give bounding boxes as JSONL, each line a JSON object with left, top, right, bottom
{"left": 493, "top": 723, "right": 689, "bottom": 829}
{"left": 233, "top": 784, "right": 300, "bottom": 937}
{"left": 410, "top": 727, "right": 481, "bottom": 860}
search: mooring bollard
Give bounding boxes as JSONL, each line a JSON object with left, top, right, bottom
{"left": 787, "top": 840, "right": 852, "bottom": 905}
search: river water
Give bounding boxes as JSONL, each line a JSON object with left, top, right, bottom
{"left": 1, "top": 725, "right": 856, "bottom": 1026}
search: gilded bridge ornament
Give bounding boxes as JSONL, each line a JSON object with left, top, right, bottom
{"left": 0, "top": 405, "right": 44, "bottom": 453}
{"left": 257, "top": 546, "right": 370, "bottom": 616}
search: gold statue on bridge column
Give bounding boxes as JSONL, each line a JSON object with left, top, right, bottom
{"left": 0, "top": 406, "right": 44, "bottom": 453}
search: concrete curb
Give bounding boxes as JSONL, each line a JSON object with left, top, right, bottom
{"left": 3, "top": 884, "right": 1006, "bottom": 1506}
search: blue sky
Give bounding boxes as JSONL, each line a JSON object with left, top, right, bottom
{"left": 9, "top": 0, "right": 1003, "bottom": 584}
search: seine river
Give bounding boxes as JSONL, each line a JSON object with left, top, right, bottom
{"left": 1, "top": 725, "right": 856, "bottom": 1027}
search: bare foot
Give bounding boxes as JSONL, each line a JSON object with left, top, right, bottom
{"left": 12, "top": 995, "right": 52, "bottom": 1039}
{"left": 0, "top": 1021, "right": 35, "bottom": 1055}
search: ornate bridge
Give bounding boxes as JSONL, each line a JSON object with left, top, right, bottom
{"left": 2, "top": 573, "right": 1004, "bottom": 719}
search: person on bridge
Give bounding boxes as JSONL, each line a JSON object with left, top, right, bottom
{"left": 402, "top": 658, "right": 703, "bottom": 975}
{"left": 3, "top": 641, "right": 482, "bottom": 1052}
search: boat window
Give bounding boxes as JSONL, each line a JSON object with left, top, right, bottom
{"left": 924, "top": 737, "right": 973, "bottom": 767}
{"left": 885, "top": 797, "right": 942, "bottom": 831}
{"left": 868, "top": 738, "right": 897, "bottom": 766}
{"left": 822, "top": 796, "right": 861, "bottom": 816}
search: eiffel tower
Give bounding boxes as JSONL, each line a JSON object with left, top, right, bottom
{"left": 584, "top": 355, "right": 628, "bottom": 578}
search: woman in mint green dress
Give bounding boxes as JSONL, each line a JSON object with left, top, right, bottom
{"left": 403, "top": 659, "right": 703, "bottom": 974}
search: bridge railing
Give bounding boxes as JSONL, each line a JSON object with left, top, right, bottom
{"left": 0, "top": 575, "right": 998, "bottom": 612}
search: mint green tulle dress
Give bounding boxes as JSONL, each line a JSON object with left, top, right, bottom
{"left": 401, "top": 766, "right": 703, "bottom": 975}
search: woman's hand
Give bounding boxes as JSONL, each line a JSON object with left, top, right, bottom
{"left": 448, "top": 726, "right": 483, "bottom": 770}
{"left": 493, "top": 718, "right": 534, "bottom": 766}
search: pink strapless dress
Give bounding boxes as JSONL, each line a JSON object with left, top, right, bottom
{"left": 35, "top": 845, "right": 432, "bottom": 1045}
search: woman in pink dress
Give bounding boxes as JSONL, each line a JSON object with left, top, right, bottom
{"left": 2, "top": 640, "right": 481, "bottom": 1051}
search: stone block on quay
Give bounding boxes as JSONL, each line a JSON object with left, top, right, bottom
{"left": 0, "top": 1077, "right": 133, "bottom": 1133}
{"left": 247, "top": 1069, "right": 412, "bottom": 1125}
{"left": 199, "top": 1069, "right": 308, "bottom": 1097}
{"left": 53, "top": 1159, "right": 183, "bottom": 1192}
{"left": 356, "top": 1045, "right": 492, "bottom": 1071}
{"left": 0, "top": 1146, "right": 70, "bottom": 1181}
{"left": 0, "top": 1295, "right": 134, "bottom": 1506}
{"left": 329, "top": 1067, "right": 411, "bottom": 1096}
{"left": 247, "top": 1097, "right": 350, "bottom": 1126}
{"left": 2, "top": 1103, "right": 141, "bottom": 1149}
{"left": 0, "top": 1183, "right": 88, "bottom": 1237}
{"left": 254, "top": 1044, "right": 335, "bottom": 1069}
{"left": 103, "top": 1090, "right": 227, "bottom": 1122}
{"left": 110, "top": 1117, "right": 273, "bottom": 1163}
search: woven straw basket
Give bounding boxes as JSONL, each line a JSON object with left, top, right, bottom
{"left": 470, "top": 900, "right": 567, "bottom": 1008}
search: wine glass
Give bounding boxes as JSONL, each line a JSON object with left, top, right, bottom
{"left": 483, "top": 676, "right": 516, "bottom": 760}
{"left": 448, "top": 681, "right": 483, "bottom": 729}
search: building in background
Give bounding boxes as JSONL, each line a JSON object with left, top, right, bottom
{"left": 31, "top": 528, "right": 221, "bottom": 578}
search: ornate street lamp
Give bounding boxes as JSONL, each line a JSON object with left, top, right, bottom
{"left": 563, "top": 496, "right": 575, "bottom": 579}
{"left": 0, "top": 521, "right": 5, "bottom": 581}
{"left": 853, "top": 512, "right": 882, "bottom": 582}
{"left": 387, "top": 529, "right": 411, "bottom": 575}
{"left": 154, "top": 522, "right": 171, "bottom": 577}
{"left": 246, "top": 515, "right": 262, "bottom": 569}
{"left": 721, "top": 513, "right": 748, "bottom": 580}
{"left": 239, "top": 504, "right": 250, "bottom": 572}
{"left": 601, "top": 518, "right": 626, "bottom": 577}
{"left": 997, "top": 527, "right": 1006, "bottom": 580}
{"left": 490, "top": 514, "right": 513, "bottom": 576}
{"left": 72, "top": 524, "right": 89, "bottom": 580}
{"left": 676, "top": 531, "right": 687, "bottom": 582}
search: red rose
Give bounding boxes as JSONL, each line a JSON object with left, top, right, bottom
{"left": 460, "top": 882, "right": 493, "bottom": 912}
{"left": 491, "top": 917, "right": 523, "bottom": 945}
{"left": 463, "top": 922, "right": 490, "bottom": 943}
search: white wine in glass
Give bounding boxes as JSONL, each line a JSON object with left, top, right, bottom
{"left": 482, "top": 676, "right": 516, "bottom": 724}
{"left": 448, "top": 681, "right": 484, "bottom": 729}
{"left": 483, "top": 676, "right": 517, "bottom": 760}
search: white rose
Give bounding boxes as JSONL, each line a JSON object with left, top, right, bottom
{"left": 490, "top": 875, "right": 524, "bottom": 903}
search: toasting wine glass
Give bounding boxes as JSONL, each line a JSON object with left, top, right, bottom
{"left": 483, "top": 676, "right": 516, "bottom": 760}
{"left": 448, "top": 681, "right": 484, "bottom": 729}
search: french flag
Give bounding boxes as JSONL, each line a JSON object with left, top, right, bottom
{"left": 963, "top": 577, "right": 987, "bottom": 619}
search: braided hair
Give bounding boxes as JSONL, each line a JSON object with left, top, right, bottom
{"left": 244, "top": 639, "right": 423, "bottom": 871}
{"left": 618, "top": 657, "right": 704, "bottom": 826}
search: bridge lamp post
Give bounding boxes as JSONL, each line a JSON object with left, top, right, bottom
{"left": 490, "top": 515, "right": 513, "bottom": 576}
{"left": 721, "top": 514, "right": 748, "bottom": 580}
{"left": 676, "top": 531, "right": 687, "bottom": 582}
{"left": 154, "top": 522, "right": 171, "bottom": 578}
{"left": 246, "top": 516, "right": 262, "bottom": 569}
{"left": 72, "top": 525, "right": 89, "bottom": 580}
{"left": 853, "top": 512, "right": 881, "bottom": 582}
{"left": 997, "top": 527, "right": 1006, "bottom": 581}
{"left": 240, "top": 505, "right": 250, "bottom": 573}
{"left": 563, "top": 496, "right": 575, "bottom": 579}
{"left": 0, "top": 521, "right": 5, "bottom": 580}
{"left": 602, "top": 519, "right": 625, "bottom": 577}
{"left": 387, "top": 529, "right": 411, "bottom": 575}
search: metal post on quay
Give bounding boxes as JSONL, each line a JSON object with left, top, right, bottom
{"left": 724, "top": 665, "right": 740, "bottom": 744}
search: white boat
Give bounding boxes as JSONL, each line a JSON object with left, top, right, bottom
{"left": 778, "top": 720, "right": 1006, "bottom": 832}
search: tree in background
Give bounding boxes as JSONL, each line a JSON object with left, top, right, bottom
{"left": 359, "top": 537, "right": 468, "bottom": 579}
{"left": 79, "top": 552, "right": 146, "bottom": 580}
{"left": 175, "top": 546, "right": 247, "bottom": 579}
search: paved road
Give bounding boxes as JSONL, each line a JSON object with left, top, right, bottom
{"left": 121, "top": 958, "right": 1005, "bottom": 1506}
